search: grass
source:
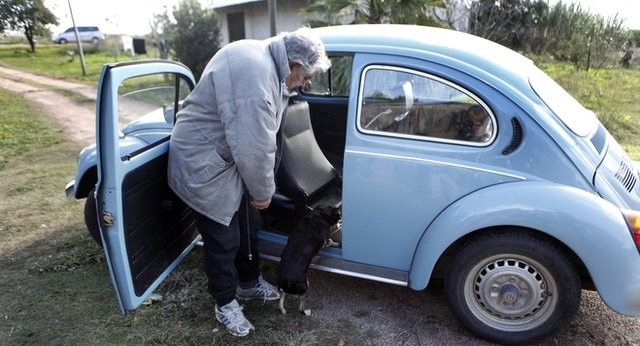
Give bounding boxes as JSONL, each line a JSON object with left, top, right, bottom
{"left": 0, "top": 38, "right": 157, "bottom": 85}
{"left": 2, "top": 43, "right": 640, "bottom": 345}
{"left": 0, "top": 79, "right": 380, "bottom": 345}
{"left": 0, "top": 43, "right": 384, "bottom": 345}
{"left": 542, "top": 62, "right": 640, "bottom": 148}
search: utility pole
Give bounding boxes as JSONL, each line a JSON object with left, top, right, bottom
{"left": 268, "top": 0, "right": 277, "bottom": 36}
{"left": 67, "top": 0, "right": 87, "bottom": 76}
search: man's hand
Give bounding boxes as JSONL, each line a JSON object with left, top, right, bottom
{"left": 250, "top": 198, "right": 271, "bottom": 210}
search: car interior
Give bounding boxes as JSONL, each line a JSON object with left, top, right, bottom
{"left": 264, "top": 98, "right": 344, "bottom": 241}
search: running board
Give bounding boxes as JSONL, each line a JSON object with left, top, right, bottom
{"left": 258, "top": 231, "right": 410, "bottom": 287}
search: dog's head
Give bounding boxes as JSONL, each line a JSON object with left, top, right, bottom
{"left": 301, "top": 206, "right": 341, "bottom": 242}
{"left": 313, "top": 205, "right": 341, "bottom": 226}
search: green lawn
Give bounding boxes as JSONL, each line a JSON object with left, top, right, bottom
{"left": 0, "top": 40, "right": 156, "bottom": 84}
{"left": 542, "top": 62, "right": 640, "bottom": 152}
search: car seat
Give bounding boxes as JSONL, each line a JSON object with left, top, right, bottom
{"left": 272, "top": 99, "right": 342, "bottom": 219}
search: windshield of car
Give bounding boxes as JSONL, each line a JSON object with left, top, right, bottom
{"left": 529, "top": 67, "right": 598, "bottom": 137}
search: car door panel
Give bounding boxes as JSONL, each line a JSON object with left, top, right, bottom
{"left": 121, "top": 151, "right": 196, "bottom": 296}
{"left": 95, "top": 61, "right": 197, "bottom": 312}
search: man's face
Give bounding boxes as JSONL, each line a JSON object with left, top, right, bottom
{"left": 286, "top": 64, "right": 311, "bottom": 91}
{"left": 467, "top": 111, "right": 484, "bottom": 133}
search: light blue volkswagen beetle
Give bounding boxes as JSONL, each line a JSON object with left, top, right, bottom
{"left": 65, "top": 24, "right": 640, "bottom": 345}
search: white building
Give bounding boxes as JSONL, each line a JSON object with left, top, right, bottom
{"left": 212, "top": 0, "right": 309, "bottom": 44}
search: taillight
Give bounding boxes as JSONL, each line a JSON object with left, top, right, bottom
{"left": 622, "top": 209, "right": 640, "bottom": 252}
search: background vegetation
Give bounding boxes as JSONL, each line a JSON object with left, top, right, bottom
{"left": 307, "top": 0, "right": 639, "bottom": 72}
{"left": 0, "top": 0, "right": 57, "bottom": 52}
{"left": 1, "top": 0, "right": 638, "bottom": 77}
{"left": 151, "top": 0, "right": 220, "bottom": 81}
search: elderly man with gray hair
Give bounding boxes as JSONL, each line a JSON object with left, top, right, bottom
{"left": 167, "top": 27, "right": 330, "bottom": 337}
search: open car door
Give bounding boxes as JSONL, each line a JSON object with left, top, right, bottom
{"left": 95, "top": 61, "right": 198, "bottom": 313}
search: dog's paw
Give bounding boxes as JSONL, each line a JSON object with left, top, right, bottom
{"left": 324, "top": 238, "right": 340, "bottom": 248}
{"left": 302, "top": 309, "right": 311, "bottom": 316}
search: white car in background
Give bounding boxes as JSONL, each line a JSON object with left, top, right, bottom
{"left": 52, "top": 26, "right": 105, "bottom": 44}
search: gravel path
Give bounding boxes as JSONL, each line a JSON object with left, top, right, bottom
{"left": 2, "top": 65, "right": 640, "bottom": 345}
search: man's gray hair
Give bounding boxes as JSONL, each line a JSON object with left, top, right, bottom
{"left": 283, "top": 27, "right": 331, "bottom": 76}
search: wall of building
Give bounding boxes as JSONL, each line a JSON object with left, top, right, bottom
{"left": 214, "top": 0, "right": 309, "bottom": 45}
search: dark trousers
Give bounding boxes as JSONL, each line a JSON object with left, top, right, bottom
{"left": 193, "top": 193, "right": 261, "bottom": 306}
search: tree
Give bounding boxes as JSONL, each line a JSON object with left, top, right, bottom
{"left": 303, "top": 0, "right": 447, "bottom": 27}
{"left": 468, "top": 0, "right": 548, "bottom": 52}
{"left": 0, "top": 0, "right": 58, "bottom": 52}
{"left": 428, "top": 0, "right": 471, "bottom": 31}
{"left": 630, "top": 30, "right": 640, "bottom": 48}
{"left": 541, "top": 2, "right": 627, "bottom": 71}
{"left": 464, "top": 0, "right": 627, "bottom": 71}
{"left": 154, "top": 0, "right": 221, "bottom": 81}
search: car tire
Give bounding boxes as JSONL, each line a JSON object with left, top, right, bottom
{"left": 91, "top": 37, "right": 99, "bottom": 44}
{"left": 59, "top": 38, "right": 67, "bottom": 44}
{"left": 84, "top": 188, "right": 102, "bottom": 247}
{"left": 444, "top": 232, "right": 580, "bottom": 345}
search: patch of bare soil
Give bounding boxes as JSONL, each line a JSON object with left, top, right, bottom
{"left": 0, "top": 65, "right": 96, "bottom": 146}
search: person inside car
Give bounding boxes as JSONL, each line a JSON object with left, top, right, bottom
{"left": 456, "top": 105, "right": 490, "bottom": 142}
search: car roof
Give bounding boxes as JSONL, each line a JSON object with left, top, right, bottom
{"left": 313, "top": 24, "right": 534, "bottom": 94}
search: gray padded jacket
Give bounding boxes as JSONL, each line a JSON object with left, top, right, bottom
{"left": 168, "top": 36, "right": 290, "bottom": 226}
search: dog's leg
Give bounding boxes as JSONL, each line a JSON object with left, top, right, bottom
{"left": 298, "top": 292, "right": 311, "bottom": 316}
{"left": 278, "top": 291, "right": 287, "bottom": 314}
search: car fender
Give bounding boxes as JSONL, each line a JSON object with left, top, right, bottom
{"left": 67, "top": 135, "right": 160, "bottom": 199}
{"left": 67, "top": 144, "right": 98, "bottom": 199}
{"left": 409, "top": 181, "right": 640, "bottom": 316}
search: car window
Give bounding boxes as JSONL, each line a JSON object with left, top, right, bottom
{"left": 117, "top": 73, "right": 192, "bottom": 129}
{"left": 303, "top": 55, "right": 352, "bottom": 97}
{"left": 358, "top": 65, "right": 495, "bottom": 145}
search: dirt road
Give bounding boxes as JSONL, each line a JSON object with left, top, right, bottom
{"left": 1, "top": 65, "right": 640, "bottom": 345}
{"left": 0, "top": 65, "right": 96, "bottom": 146}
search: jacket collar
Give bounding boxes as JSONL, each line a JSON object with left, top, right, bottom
{"left": 267, "top": 36, "right": 290, "bottom": 85}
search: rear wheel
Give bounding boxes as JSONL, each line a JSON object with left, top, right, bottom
{"left": 445, "top": 232, "right": 580, "bottom": 345}
{"left": 84, "top": 188, "right": 102, "bottom": 246}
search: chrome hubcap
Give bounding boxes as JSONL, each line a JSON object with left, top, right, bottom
{"left": 464, "top": 255, "right": 558, "bottom": 331}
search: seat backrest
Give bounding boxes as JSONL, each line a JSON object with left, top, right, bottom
{"left": 277, "top": 100, "right": 338, "bottom": 201}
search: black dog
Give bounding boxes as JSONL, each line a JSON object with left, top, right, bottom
{"left": 277, "top": 206, "right": 341, "bottom": 315}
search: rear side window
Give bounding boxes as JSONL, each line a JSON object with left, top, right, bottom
{"left": 358, "top": 65, "right": 495, "bottom": 145}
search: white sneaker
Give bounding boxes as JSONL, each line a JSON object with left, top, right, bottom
{"left": 215, "top": 299, "right": 255, "bottom": 337}
{"left": 236, "top": 275, "right": 281, "bottom": 302}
